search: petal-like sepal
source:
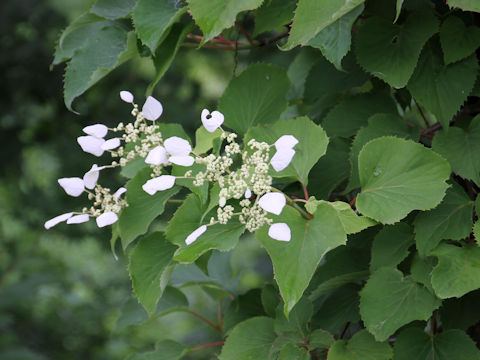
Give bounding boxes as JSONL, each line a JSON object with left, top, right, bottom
{"left": 142, "top": 96, "right": 163, "bottom": 121}
{"left": 101, "top": 138, "right": 121, "bottom": 150}
{"left": 270, "top": 148, "right": 295, "bottom": 172}
{"left": 164, "top": 136, "right": 192, "bottom": 156}
{"left": 113, "top": 187, "right": 127, "bottom": 203}
{"left": 67, "top": 214, "right": 90, "bottom": 224}
{"left": 44, "top": 212, "right": 74, "bottom": 229}
{"left": 58, "top": 177, "right": 85, "bottom": 197}
{"left": 185, "top": 225, "right": 207, "bottom": 245}
{"left": 268, "top": 223, "right": 291, "bottom": 242}
{"left": 120, "top": 90, "right": 134, "bottom": 103}
{"left": 258, "top": 192, "right": 286, "bottom": 215}
{"left": 201, "top": 109, "right": 224, "bottom": 133}
{"left": 169, "top": 155, "right": 194, "bottom": 167}
{"left": 274, "top": 135, "right": 298, "bottom": 151}
{"left": 82, "top": 124, "right": 108, "bottom": 138}
{"left": 245, "top": 188, "right": 252, "bottom": 199}
{"left": 145, "top": 145, "right": 168, "bottom": 165}
{"left": 77, "top": 136, "right": 105, "bottom": 157}
{"left": 83, "top": 164, "right": 105, "bottom": 190}
{"left": 142, "top": 175, "right": 176, "bottom": 195}
{"left": 96, "top": 212, "right": 118, "bottom": 227}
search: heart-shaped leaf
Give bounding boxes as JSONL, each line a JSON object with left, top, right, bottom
{"left": 440, "top": 16, "right": 480, "bottom": 65}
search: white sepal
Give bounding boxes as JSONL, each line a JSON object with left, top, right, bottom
{"left": 268, "top": 223, "right": 291, "bottom": 242}
{"left": 185, "top": 225, "right": 207, "bottom": 245}
{"left": 96, "top": 212, "right": 118, "bottom": 227}
{"left": 258, "top": 192, "right": 286, "bottom": 215}
{"left": 145, "top": 145, "right": 168, "bottom": 165}
{"left": 113, "top": 187, "right": 127, "bottom": 203}
{"left": 245, "top": 188, "right": 252, "bottom": 199}
{"left": 201, "top": 109, "right": 224, "bottom": 133}
{"left": 101, "top": 138, "right": 121, "bottom": 150}
{"left": 142, "top": 96, "right": 163, "bottom": 121}
{"left": 58, "top": 177, "right": 85, "bottom": 197}
{"left": 77, "top": 136, "right": 105, "bottom": 157}
{"left": 44, "top": 212, "right": 74, "bottom": 229}
{"left": 270, "top": 148, "right": 295, "bottom": 172}
{"left": 83, "top": 164, "right": 105, "bottom": 190}
{"left": 67, "top": 214, "right": 90, "bottom": 224}
{"left": 169, "top": 155, "right": 194, "bottom": 167}
{"left": 142, "top": 175, "right": 176, "bottom": 195}
{"left": 120, "top": 90, "right": 134, "bottom": 103}
{"left": 164, "top": 136, "right": 192, "bottom": 156}
{"left": 82, "top": 124, "right": 108, "bottom": 138}
{"left": 274, "top": 135, "right": 298, "bottom": 151}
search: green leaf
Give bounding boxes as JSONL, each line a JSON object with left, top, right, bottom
{"left": 322, "top": 92, "right": 397, "bottom": 138}
{"left": 187, "top": 0, "right": 263, "bottom": 44}
{"left": 395, "top": 0, "right": 405, "bottom": 23}
{"left": 370, "top": 222, "right": 414, "bottom": 271}
{"left": 119, "top": 167, "right": 180, "bottom": 249}
{"left": 219, "top": 63, "right": 290, "bottom": 135}
{"left": 287, "top": 48, "right": 319, "bottom": 100}
{"left": 256, "top": 204, "right": 347, "bottom": 314}
{"left": 474, "top": 221, "right": 480, "bottom": 243}
{"left": 307, "top": 5, "right": 364, "bottom": 70}
{"left": 284, "top": 0, "right": 365, "bottom": 50}
{"left": 440, "top": 16, "right": 480, "bottom": 65}
{"left": 413, "top": 183, "right": 473, "bottom": 256}
{"left": 393, "top": 327, "right": 480, "bottom": 360}
{"left": 166, "top": 194, "right": 245, "bottom": 263}
{"left": 194, "top": 126, "right": 222, "bottom": 154}
{"left": 261, "top": 284, "right": 280, "bottom": 318}
{"left": 120, "top": 157, "right": 148, "bottom": 179}
{"left": 219, "top": 317, "right": 276, "bottom": 360}
{"left": 359, "top": 267, "right": 441, "bottom": 341}
{"left": 407, "top": 44, "right": 478, "bottom": 129}
{"left": 274, "top": 297, "right": 313, "bottom": 336}
{"left": 355, "top": 10, "right": 439, "bottom": 88}
{"left": 128, "top": 232, "right": 176, "bottom": 316}
{"left": 308, "top": 329, "right": 335, "bottom": 349}
{"left": 447, "top": 0, "right": 480, "bottom": 12}
{"left": 356, "top": 137, "right": 451, "bottom": 224}
{"left": 254, "top": 0, "right": 296, "bottom": 36}
{"left": 431, "top": 243, "right": 480, "bottom": 298}
{"left": 127, "top": 339, "right": 188, "bottom": 360}
{"left": 278, "top": 343, "right": 310, "bottom": 360}
{"left": 64, "top": 26, "right": 137, "bottom": 111}
{"left": 432, "top": 115, "right": 480, "bottom": 186}
{"left": 90, "top": 0, "right": 136, "bottom": 19}
{"left": 132, "top": 0, "right": 186, "bottom": 52}
{"left": 245, "top": 117, "right": 328, "bottom": 185}
{"left": 327, "top": 330, "right": 393, "bottom": 360}
{"left": 440, "top": 291, "right": 480, "bottom": 331}
{"left": 223, "top": 289, "right": 265, "bottom": 332}
{"left": 410, "top": 254, "right": 436, "bottom": 293}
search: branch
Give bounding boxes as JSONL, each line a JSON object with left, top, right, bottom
{"left": 191, "top": 341, "right": 225, "bottom": 352}
{"left": 186, "top": 310, "right": 222, "bottom": 333}
{"left": 235, "top": 21, "right": 254, "bottom": 46}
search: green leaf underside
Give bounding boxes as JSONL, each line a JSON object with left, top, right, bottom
{"left": 431, "top": 243, "right": 480, "bottom": 299}
{"left": 254, "top": 0, "right": 296, "bottom": 36}
{"left": 307, "top": 5, "right": 364, "bottom": 70}
{"left": 127, "top": 339, "right": 188, "bottom": 360}
{"left": 414, "top": 183, "right": 473, "bottom": 256}
{"left": 245, "top": 117, "right": 328, "bottom": 185}
{"left": 132, "top": 0, "right": 186, "bottom": 52}
{"left": 440, "top": 16, "right": 480, "bottom": 65}
{"left": 256, "top": 204, "right": 347, "bottom": 314}
{"left": 360, "top": 267, "right": 441, "bottom": 341}
{"left": 356, "top": 136, "right": 451, "bottom": 224}
{"left": 407, "top": 44, "right": 478, "bottom": 129}
{"left": 128, "top": 232, "right": 176, "bottom": 316}
{"left": 219, "top": 63, "right": 290, "bottom": 135}
{"left": 285, "top": 0, "right": 365, "bottom": 50}
{"left": 328, "top": 330, "right": 393, "bottom": 360}
{"left": 432, "top": 115, "right": 480, "bottom": 186}
{"left": 447, "top": 0, "right": 480, "bottom": 13}
{"left": 90, "top": 0, "right": 136, "bottom": 19}
{"left": 218, "top": 317, "right": 276, "bottom": 360}
{"left": 119, "top": 167, "right": 180, "bottom": 249}
{"left": 355, "top": 10, "right": 439, "bottom": 88}
{"left": 393, "top": 327, "right": 480, "bottom": 360}
{"left": 187, "top": 0, "right": 263, "bottom": 43}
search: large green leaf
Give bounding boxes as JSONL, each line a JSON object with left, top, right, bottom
{"left": 128, "top": 232, "right": 176, "bottom": 316}
{"left": 284, "top": 0, "right": 365, "bottom": 50}
{"left": 356, "top": 137, "right": 451, "bottom": 224}
{"left": 245, "top": 117, "right": 328, "bottom": 186}
{"left": 219, "top": 317, "right": 276, "bottom": 360}
{"left": 219, "top": 64, "right": 290, "bottom": 135}
{"left": 447, "top": 0, "right": 480, "bottom": 12}
{"left": 440, "top": 291, "right": 480, "bottom": 331}
{"left": 132, "top": 0, "right": 186, "bottom": 52}
{"left": 307, "top": 5, "right": 364, "bottom": 70}
{"left": 440, "top": 16, "right": 480, "bottom": 65}
{"left": 413, "top": 183, "right": 473, "bottom": 256}
{"left": 359, "top": 267, "right": 441, "bottom": 341}
{"left": 254, "top": 0, "right": 296, "bottom": 36}
{"left": 256, "top": 204, "right": 347, "bottom": 314}
{"left": 287, "top": 48, "right": 319, "bottom": 100}
{"left": 187, "top": 0, "right": 263, "bottom": 44}
{"left": 274, "top": 297, "right": 313, "bottom": 336}
{"left": 393, "top": 327, "right": 480, "bottom": 360}
{"left": 407, "top": 44, "right": 478, "bottom": 129}
{"left": 431, "top": 243, "right": 480, "bottom": 299}
{"left": 119, "top": 167, "right": 180, "bottom": 249}
{"left": 127, "top": 339, "right": 188, "bottom": 360}
{"left": 90, "top": 0, "right": 136, "bottom": 19}
{"left": 64, "top": 26, "right": 137, "bottom": 111}
{"left": 278, "top": 343, "right": 310, "bottom": 360}
{"left": 355, "top": 10, "right": 439, "bottom": 88}
{"left": 432, "top": 115, "right": 480, "bottom": 185}
{"left": 327, "top": 330, "right": 393, "bottom": 360}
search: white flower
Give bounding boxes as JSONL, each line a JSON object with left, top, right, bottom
{"left": 77, "top": 136, "right": 105, "bottom": 157}
{"left": 145, "top": 145, "right": 168, "bottom": 165}
{"left": 270, "top": 148, "right": 295, "bottom": 172}
{"left": 101, "top": 138, "right": 121, "bottom": 150}
{"left": 120, "top": 90, "right": 134, "bottom": 103}
{"left": 67, "top": 214, "right": 90, "bottom": 224}
{"left": 245, "top": 188, "right": 252, "bottom": 198}
{"left": 274, "top": 135, "right": 298, "bottom": 151}
{"left": 96, "top": 212, "right": 118, "bottom": 227}
{"left": 58, "top": 177, "right": 85, "bottom": 197}
{"left": 142, "top": 96, "right": 163, "bottom": 121}
{"left": 44, "top": 212, "right": 74, "bottom": 229}
{"left": 185, "top": 225, "right": 207, "bottom": 245}
{"left": 164, "top": 136, "right": 192, "bottom": 156}
{"left": 268, "top": 223, "right": 291, "bottom": 242}
{"left": 113, "top": 187, "right": 127, "bottom": 203}
{"left": 83, "top": 164, "right": 105, "bottom": 190}
{"left": 201, "top": 109, "right": 224, "bottom": 133}
{"left": 258, "top": 192, "right": 286, "bottom": 215}
{"left": 82, "top": 124, "right": 108, "bottom": 138}
{"left": 169, "top": 155, "right": 194, "bottom": 167}
{"left": 142, "top": 175, "right": 176, "bottom": 195}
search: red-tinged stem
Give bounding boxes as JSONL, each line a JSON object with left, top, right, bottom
{"left": 187, "top": 310, "right": 222, "bottom": 333}
{"left": 217, "top": 34, "right": 242, "bottom": 46}
{"left": 293, "top": 199, "right": 308, "bottom": 203}
{"left": 182, "top": 42, "right": 239, "bottom": 51}
{"left": 303, "top": 185, "right": 309, "bottom": 201}
{"left": 235, "top": 21, "right": 255, "bottom": 46}
{"left": 191, "top": 341, "right": 225, "bottom": 352}
{"left": 350, "top": 196, "right": 357, "bottom": 208}
{"left": 217, "top": 302, "right": 223, "bottom": 332}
